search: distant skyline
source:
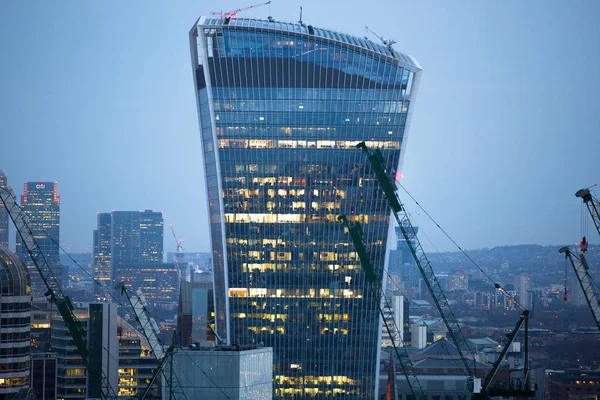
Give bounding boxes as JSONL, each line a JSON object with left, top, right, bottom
{"left": 1, "top": 0, "right": 599, "bottom": 254}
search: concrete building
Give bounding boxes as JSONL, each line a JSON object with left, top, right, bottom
{"left": 172, "top": 346, "right": 272, "bottom": 399}
{"left": 0, "top": 248, "right": 32, "bottom": 399}
{"left": 514, "top": 273, "right": 530, "bottom": 309}
{"left": 190, "top": 15, "right": 421, "bottom": 399}
{"left": 410, "top": 324, "right": 428, "bottom": 350}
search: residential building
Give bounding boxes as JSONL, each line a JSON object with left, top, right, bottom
{"left": 16, "top": 181, "right": 61, "bottom": 296}
{"left": 190, "top": 16, "right": 421, "bottom": 398}
{"left": 0, "top": 248, "right": 32, "bottom": 399}
{"left": 514, "top": 273, "right": 530, "bottom": 309}
{"left": 0, "top": 170, "right": 8, "bottom": 248}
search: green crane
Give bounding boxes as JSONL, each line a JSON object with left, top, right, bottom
{"left": 560, "top": 247, "right": 600, "bottom": 333}
{"left": 338, "top": 214, "right": 424, "bottom": 399}
{"left": 576, "top": 187, "right": 600, "bottom": 239}
{"left": 0, "top": 186, "right": 118, "bottom": 399}
{"left": 355, "top": 141, "right": 535, "bottom": 398}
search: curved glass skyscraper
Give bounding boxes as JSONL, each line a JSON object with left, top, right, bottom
{"left": 190, "top": 17, "right": 421, "bottom": 399}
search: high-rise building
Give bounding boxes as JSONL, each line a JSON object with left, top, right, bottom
{"left": 93, "top": 210, "right": 167, "bottom": 299}
{"left": 51, "top": 302, "right": 119, "bottom": 400}
{"left": 190, "top": 16, "right": 421, "bottom": 398}
{"left": 16, "top": 181, "right": 61, "bottom": 296}
{"left": 514, "top": 273, "right": 530, "bottom": 309}
{"left": 0, "top": 248, "right": 32, "bottom": 398}
{"left": 0, "top": 170, "right": 8, "bottom": 248}
{"left": 93, "top": 212, "right": 112, "bottom": 296}
{"left": 31, "top": 353, "right": 58, "bottom": 400}
{"left": 139, "top": 210, "right": 163, "bottom": 263}
{"left": 176, "top": 280, "right": 215, "bottom": 345}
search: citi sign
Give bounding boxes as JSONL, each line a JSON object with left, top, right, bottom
{"left": 35, "top": 183, "right": 46, "bottom": 189}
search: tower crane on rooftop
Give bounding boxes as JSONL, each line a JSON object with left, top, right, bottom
{"left": 365, "top": 26, "right": 396, "bottom": 54}
{"left": 350, "top": 141, "right": 535, "bottom": 398}
{"left": 576, "top": 185, "right": 600, "bottom": 240}
{"left": 170, "top": 224, "right": 183, "bottom": 264}
{"left": 211, "top": 1, "right": 271, "bottom": 20}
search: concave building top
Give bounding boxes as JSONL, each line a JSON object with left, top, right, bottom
{"left": 197, "top": 17, "right": 421, "bottom": 71}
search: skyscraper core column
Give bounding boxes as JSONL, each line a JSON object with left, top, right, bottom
{"left": 190, "top": 16, "right": 421, "bottom": 399}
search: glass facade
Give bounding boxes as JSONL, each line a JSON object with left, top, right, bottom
{"left": 0, "top": 170, "right": 8, "bottom": 248}
{"left": 190, "top": 17, "right": 421, "bottom": 399}
{"left": 93, "top": 212, "right": 112, "bottom": 297}
{"left": 16, "top": 181, "right": 61, "bottom": 297}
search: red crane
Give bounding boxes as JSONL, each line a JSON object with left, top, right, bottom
{"left": 211, "top": 1, "right": 271, "bottom": 19}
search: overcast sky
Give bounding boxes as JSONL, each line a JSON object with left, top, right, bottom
{"left": 1, "top": 0, "right": 599, "bottom": 255}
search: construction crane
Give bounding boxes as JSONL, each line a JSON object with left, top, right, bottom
{"left": 0, "top": 186, "right": 117, "bottom": 399}
{"left": 170, "top": 224, "right": 184, "bottom": 264}
{"left": 355, "top": 141, "right": 535, "bottom": 398}
{"left": 576, "top": 186, "right": 600, "bottom": 239}
{"left": 211, "top": 1, "right": 271, "bottom": 20}
{"left": 559, "top": 247, "right": 600, "bottom": 332}
{"left": 338, "top": 214, "right": 424, "bottom": 399}
{"left": 116, "top": 283, "right": 183, "bottom": 399}
{"left": 365, "top": 26, "right": 397, "bottom": 55}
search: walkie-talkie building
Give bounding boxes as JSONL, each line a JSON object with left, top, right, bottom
{"left": 190, "top": 16, "right": 421, "bottom": 398}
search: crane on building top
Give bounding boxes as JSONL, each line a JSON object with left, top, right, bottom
{"left": 352, "top": 141, "right": 535, "bottom": 398}
{"left": 211, "top": 1, "right": 271, "bottom": 20}
{"left": 170, "top": 224, "right": 183, "bottom": 264}
{"left": 576, "top": 185, "right": 600, "bottom": 240}
{"left": 365, "top": 26, "right": 396, "bottom": 55}
{"left": 0, "top": 186, "right": 118, "bottom": 399}
{"left": 560, "top": 247, "right": 600, "bottom": 333}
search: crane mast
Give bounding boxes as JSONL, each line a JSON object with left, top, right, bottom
{"left": 338, "top": 215, "right": 423, "bottom": 399}
{"left": 355, "top": 142, "right": 536, "bottom": 397}
{"left": 0, "top": 186, "right": 116, "bottom": 399}
{"left": 117, "top": 284, "right": 183, "bottom": 399}
{"left": 560, "top": 247, "right": 600, "bottom": 332}
{"left": 355, "top": 142, "right": 475, "bottom": 378}
{"left": 576, "top": 187, "right": 600, "bottom": 239}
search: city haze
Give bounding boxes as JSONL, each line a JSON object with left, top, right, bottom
{"left": 1, "top": 0, "right": 599, "bottom": 254}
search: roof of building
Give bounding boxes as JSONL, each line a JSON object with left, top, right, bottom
{"left": 412, "top": 357, "right": 491, "bottom": 371}
{"left": 197, "top": 17, "right": 420, "bottom": 69}
{"left": 415, "top": 338, "right": 463, "bottom": 358}
{"left": 0, "top": 248, "right": 31, "bottom": 297}
{"left": 468, "top": 337, "right": 499, "bottom": 346}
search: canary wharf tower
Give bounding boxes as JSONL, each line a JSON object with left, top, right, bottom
{"left": 190, "top": 16, "right": 420, "bottom": 398}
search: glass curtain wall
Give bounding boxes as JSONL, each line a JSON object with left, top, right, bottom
{"left": 191, "top": 18, "right": 420, "bottom": 399}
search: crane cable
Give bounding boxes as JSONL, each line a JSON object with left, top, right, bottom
{"left": 43, "top": 231, "right": 233, "bottom": 400}
{"left": 397, "top": 182, "right": 526, "bottom": 311}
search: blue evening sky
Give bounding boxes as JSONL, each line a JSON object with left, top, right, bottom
{"left": 1, "top": 1, "right": 599, "bottom": 254}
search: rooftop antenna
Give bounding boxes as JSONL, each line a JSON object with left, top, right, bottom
{"left": 365, "top": 25, "right": 396, "bottom": 55}
{"left": 299, "top": 6, "right": 303, "bottom": 25}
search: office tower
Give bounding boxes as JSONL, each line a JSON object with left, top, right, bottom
{"left": 176, "top": 280, "right": 215, "bottom": 345}
{"left": 0, "top": 170, "right": 8, "bottom": 248}
{"left": 0, "top": 248, "right": 32, "bottom": 398}
{"left": 16, "top": 181, "right": 61, "bottom": 296}
{"left": 31, "top": 300, "right": 53, "bottom": 353}
{"left": 117, "top": 318, "right": 160, "bottom": 398}
{"left": 93, "top": 212, "right": 112, "bottom": 296}
{"left": 191, "top": 16, "right": 421, "bottom": 398}
{"left": 109, "top": 210, "right": 163, "bottom": 282}
{"left": 31, "top": 353, "right": 58, "bottom": 400}
{"left": 448, "top": 271, "right": 468, "bottom": 291}
{"left": 51, "top": 302, "right": 118, "bottom": 400}
{"left": 139, "top": 210, "right": 164, "bottom": 262}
